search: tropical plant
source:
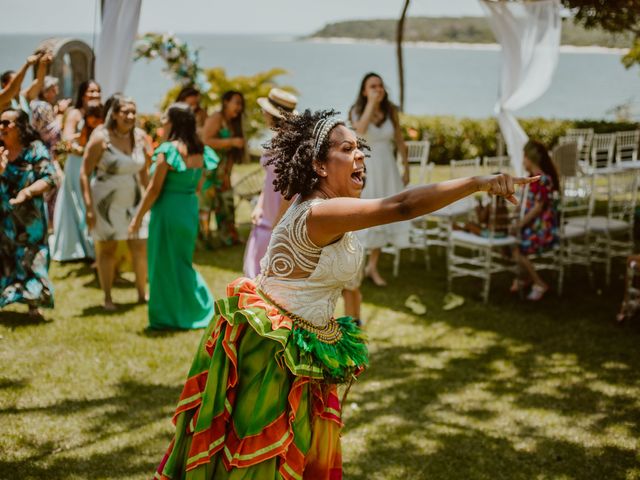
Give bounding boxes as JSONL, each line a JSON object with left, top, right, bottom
{"left": 161, "top": 67, "right": 297, "bottom": 141}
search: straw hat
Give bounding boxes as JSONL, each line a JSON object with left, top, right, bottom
{"left": 257, "top": 88, "right": 298, "bottom": 119}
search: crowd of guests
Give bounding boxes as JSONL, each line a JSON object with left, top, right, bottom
{"left": 0, "top": 49, "right": 561, "bottom": 326}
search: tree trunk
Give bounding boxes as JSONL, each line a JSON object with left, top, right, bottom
{"left": 396, "top": 0, "right": 411, "bottom": 112}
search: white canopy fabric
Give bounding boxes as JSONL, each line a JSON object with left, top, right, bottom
{"left": 95, "top": 0, "right": 142, "bottom": 99}
{"left": 481, "top": 0, "right": 562, "bottom": 175}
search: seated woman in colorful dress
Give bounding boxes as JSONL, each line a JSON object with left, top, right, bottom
{"left": 129, "top": 103, "right": 220, "bottom": 330}
{"left": 510, "top": 140, "right": 560, "bottom": 301}
{"left": 154, "top": 109, "right": 535, "bottom": 479}
{"left": 0, "top": 109, "right": 58, "bottom": 319}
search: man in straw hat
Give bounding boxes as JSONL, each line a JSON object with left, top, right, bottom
{"left": 243, "top": 88, "right": 298, "bottom": 278}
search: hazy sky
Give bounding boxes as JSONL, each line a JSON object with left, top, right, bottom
{"left": 0, "top": 0, "right": 485, "bottom": 35}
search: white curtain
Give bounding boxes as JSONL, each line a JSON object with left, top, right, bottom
{"left": 95, "top": 0, "right": 142, "bottom": 99}
{"left": 481, "top": 0, "right": 561, "bottom": 175}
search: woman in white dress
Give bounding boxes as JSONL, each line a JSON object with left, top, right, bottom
{"left": 80, "top": 96, "right": 149, "bottom": 311}
{"left": 350, "top": 72, "right": 411, "bottom": 286}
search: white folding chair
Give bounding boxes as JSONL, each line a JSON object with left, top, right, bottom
{"left": 552, "top": 141, "right": 580, "bottom": 177}
{"left": 450, "top": 157, "right": 481, "bottom": 179}
{"left": 405, "top": 140, "right": 431, "bottom": 184}
{"left": 447, "top": 194, "right": 518, "bottom": 303}
{"left": 385, "top": 140, "right": 433, "bottom": 275}
{"left": 557, "top": 175, "right": 594, "bottom": 290}
{"left": 565, "top": 128, "right": 594, "bottom": 169}
{"left": 483, "top": 155, "right": 512, "bottom": 174}
{"left": 615, "top": 130, "right": 640, "bottom": 167}
{"left": 590, "top": 133, "right": 616, "bottom": 171}
{"left": 569, "top": 170, "right": 638, "bottom": 285}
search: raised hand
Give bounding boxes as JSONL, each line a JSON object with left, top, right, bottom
{"left": 0, "top": 147, "right": 8, "bottom": 175}
{"left": 477, "top": 173, "right": 540, "bottom": 205}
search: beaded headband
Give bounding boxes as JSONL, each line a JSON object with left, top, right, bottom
{"left": 312, "top": 116, "right": 343, "bottom": 159}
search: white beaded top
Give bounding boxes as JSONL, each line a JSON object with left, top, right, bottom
{"left": 257, "top": 198, "right": 364, "bottom": 327}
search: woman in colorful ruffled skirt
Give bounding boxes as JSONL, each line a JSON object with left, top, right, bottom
{"left": 155, "top": 109, "right": 536, "bottom": 479}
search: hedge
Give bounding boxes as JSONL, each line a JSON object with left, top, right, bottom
{"left": 400, "top": 115, "right": 638, "bottom": 165}
{"left": 139, "top": 112, "right": 638, "bottom": 165}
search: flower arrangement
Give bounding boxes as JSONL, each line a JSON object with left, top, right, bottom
{"left": 134, "top": 33, "right": 209, "bottom": 91}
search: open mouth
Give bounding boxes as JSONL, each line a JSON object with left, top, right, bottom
{"left": 350, "top": 170, "right": 364, "bottom": 186}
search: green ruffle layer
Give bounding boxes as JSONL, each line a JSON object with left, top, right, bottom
{"left": 215, "top": 296, "right": 368, "bottom": 384}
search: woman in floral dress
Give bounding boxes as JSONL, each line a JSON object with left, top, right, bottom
{"left": 0, "top": 108, "right": 58, "bottom": 318}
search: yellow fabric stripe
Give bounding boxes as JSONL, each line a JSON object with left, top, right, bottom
{"left": 176, "top": 392, "right": 202, "bottom": 409}
{"left": 282, "top": 462, "right": 303, "bottom": 480}
{"left": 223, "top": 429, "right": 291, "bottom": 462}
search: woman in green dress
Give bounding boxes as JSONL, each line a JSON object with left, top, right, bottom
{"left": 129, "top": 103, "right": 220, "bottom": 330}
{"left": 200, "top": 90, "right": 245, "bottom": 246}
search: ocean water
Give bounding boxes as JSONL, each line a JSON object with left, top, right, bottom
{"left": 1, "top": 33, "right": 638, "bottom": 119}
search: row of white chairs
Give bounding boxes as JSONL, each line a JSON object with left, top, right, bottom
{"left": 446, "top": 169, "right": 637, "bottom": 302}
{"left": 393, "top": 139, "right": 638, "bottom": 301}
{"left": 559, "top": 128, "right": 640, "bottom": 172}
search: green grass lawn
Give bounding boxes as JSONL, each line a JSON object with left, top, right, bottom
{"left": 1, "top": 166, "right": 639, "bottom": 479}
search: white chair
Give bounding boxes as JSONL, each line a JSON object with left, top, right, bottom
{"left": 483, "top": 155, "right": 512, "bottom": 174}
{"left": 552, "top": 141, "right": 579, "bottom": 177}
{"left": 615, "top": 130, "right": 640, "bottom": 167}
{"left": 557, "top": 175, "right": 594, "bottom": 289}
{"left": 590, "top": 133, "right": 616, "bottom": 171}
{"left": 565, "top": 128, "right": 594, "bottom": 168}
{"left": 450, "top": 157, "right": 481, "bottom": 179}
{"left": 405, "top": 140, "right": 431, "bottom": 184}
{"left": 234, "top": 167, "right": 264, "bottom": 208}
{"left": 426, "top": 158, "right": 481, "bottom": 259}
{"left": 569, "top": 170, "right": 638, "bottom": 285}
{"left": 385, "top": 141, "right": 433, "bottom": 276}
{"left": 447, "top": 194, "right": 518, "bottom": 303}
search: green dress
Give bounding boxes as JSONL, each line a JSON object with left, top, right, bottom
{"left": 199, "top": 127, "right": 241, "bottom": 245}
{"left": 148, "top": 142, "right": 220, "bottom": 330}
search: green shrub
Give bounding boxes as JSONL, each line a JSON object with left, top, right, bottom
{"left": 400, "top": 114, "right": 638, "bottom": 165}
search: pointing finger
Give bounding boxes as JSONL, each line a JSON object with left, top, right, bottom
{"left": 513, "top": 176, "right": 540, "bottom": 185}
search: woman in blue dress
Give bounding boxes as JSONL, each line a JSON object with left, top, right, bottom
{"left": 0, "top": 108, "right": 58, "bottom": 318}
{"left": 50, "top": 80, "right": 102, "bottom": 261}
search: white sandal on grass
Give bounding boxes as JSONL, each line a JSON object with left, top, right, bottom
{"left": 527, "top": 284, "right": 548, "bottom": 301}
{"left": 404, "top": 294, "right": 427, "bottom": 315}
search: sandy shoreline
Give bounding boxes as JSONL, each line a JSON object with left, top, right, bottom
{"left": 306, "top": 36, "right": 630, "bottom": 54}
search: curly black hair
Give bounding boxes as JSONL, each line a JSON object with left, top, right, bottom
{"left": 265, "top": 109, "right": 346, "bottom": 200}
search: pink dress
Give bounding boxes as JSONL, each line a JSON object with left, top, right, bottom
{"left": 242, "top": 154, "right": 283, "bottom": 278}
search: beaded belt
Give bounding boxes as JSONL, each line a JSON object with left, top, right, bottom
{"left": 256, "top": 288, "right": 343, "bottom": 345}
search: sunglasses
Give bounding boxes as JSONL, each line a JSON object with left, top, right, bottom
{"left": 0, "top": 120, "right": 14, "bottom": 128}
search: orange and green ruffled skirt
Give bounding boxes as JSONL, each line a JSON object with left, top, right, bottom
{"left": 154, "top": 277, "right": 368, "bottom": 480}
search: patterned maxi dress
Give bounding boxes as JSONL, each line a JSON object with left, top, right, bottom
{"left": 0, "top": 141, "right": 57, "bottom": 308}
{"left": 90, "top": 128, "right": 149, "bottom": 241}
{"left": 155, "top": 198, "right": 368, "bottom": 479}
